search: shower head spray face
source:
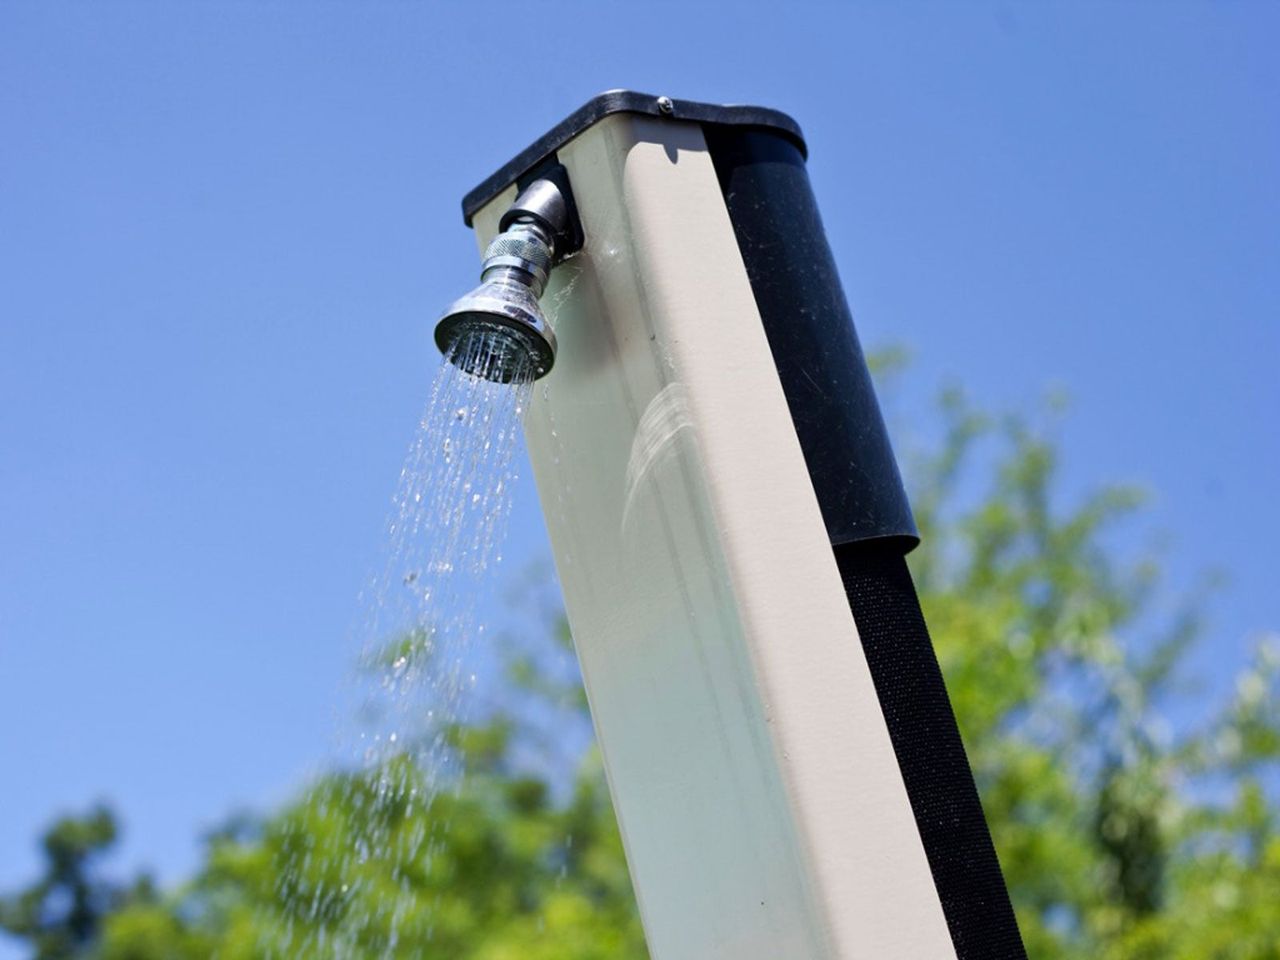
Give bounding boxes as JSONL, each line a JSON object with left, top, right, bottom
{"left": 435, "top": 274, "right": 556, "bottom": 382}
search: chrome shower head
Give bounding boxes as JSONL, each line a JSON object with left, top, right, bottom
{"left": 435, "top": 177, "right": 577, "bottom": 382}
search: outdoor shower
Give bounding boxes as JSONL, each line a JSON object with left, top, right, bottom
{"left": 436, "top": 91, "right": 1028, "bottom": 960}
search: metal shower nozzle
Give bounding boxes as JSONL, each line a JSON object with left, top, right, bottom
{"left": 436, "top": 177, "right": 576, "bottom": 383}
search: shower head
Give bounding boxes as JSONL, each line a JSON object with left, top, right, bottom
{"left": 435, "top": 176, "right": 579, "bottom": 383}
{"left": 435, "top": 274, "right": 556, "bottom": 383}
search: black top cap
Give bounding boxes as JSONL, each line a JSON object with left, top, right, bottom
{"left": 461, "top": 90, "right": 806, "bottom": 226}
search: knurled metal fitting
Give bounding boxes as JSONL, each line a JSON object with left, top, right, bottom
{"left": 480, "top": 220, "right": 554, "bottom": 295}
{"left": 483, "top": 231, "right": 553, "bottom": 273}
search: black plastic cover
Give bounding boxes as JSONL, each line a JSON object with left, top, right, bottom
{"left": 461, "top": 90, "right": 806, "bottom": 226}
{"left": 705, "top": 126, "right": 919, "bottom": 550}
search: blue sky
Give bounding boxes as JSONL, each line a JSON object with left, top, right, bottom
{"left": 1, "top": 0, "right": 1276, "bottom": 941}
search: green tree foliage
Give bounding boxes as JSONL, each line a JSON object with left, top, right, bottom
{"left": 3, "top": 386, "right": 1276, "bottom": 957}
{"left": 899, "top": 385, "right": 1279, "bottom": 957}
{"left": 0, "top": 805, "right": 158, "bottom": 959}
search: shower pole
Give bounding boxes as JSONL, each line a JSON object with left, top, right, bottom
{"left": 451, "top": 92, "right": 1026, "bottom": 960}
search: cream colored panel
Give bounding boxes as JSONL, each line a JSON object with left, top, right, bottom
{"left": 472, "top": 114, "right": 954, "bottom": 960}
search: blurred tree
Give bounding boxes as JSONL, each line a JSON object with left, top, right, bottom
{"left": 0, "top": 805, "right": 158, "bottom": 959}
{"left": 3, "top": 382, "right": 1276, "bottom": 958}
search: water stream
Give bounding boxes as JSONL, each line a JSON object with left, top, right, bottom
{"left": 355, "top": 330, "right": 534, "bottom": 784}
{"left": 269, "top": 329, "right": 536, "bottom": 955}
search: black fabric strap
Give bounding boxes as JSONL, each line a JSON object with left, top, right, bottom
{"left": 835, "top": 542, "right": 1027, "bottom": 959}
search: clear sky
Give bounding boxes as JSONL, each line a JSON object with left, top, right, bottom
{"left": 1, "top": 1, "right": 1276, "bottom": 945}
